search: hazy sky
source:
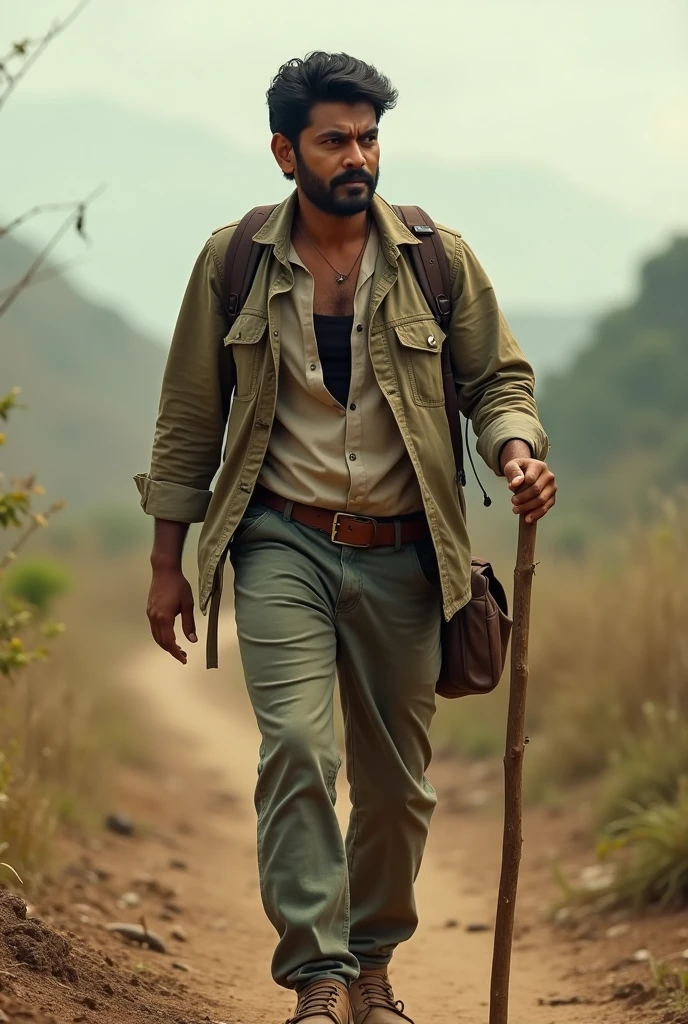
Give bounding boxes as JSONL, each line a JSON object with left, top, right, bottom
{"left": 5, "top": 0, "right": 688, "bottom": 228}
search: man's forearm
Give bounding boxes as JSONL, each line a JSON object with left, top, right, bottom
{"left": 499, "top": 438, "right": 533, "bottom": 473}
{"left": 151, "top": 518, "right": 190, "bottom": 572}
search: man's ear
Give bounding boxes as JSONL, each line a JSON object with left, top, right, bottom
{"left": 271, "top": 133, "right": 296, "bottom": 179}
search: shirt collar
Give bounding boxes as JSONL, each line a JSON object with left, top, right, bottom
{"left": 252, "top": 192, "right": 419, "bottom": 266}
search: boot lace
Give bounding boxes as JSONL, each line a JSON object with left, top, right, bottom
{"left": 358, "top": 975, "right": 410, "bottom": 1020}
{"left": 287, "top": 981, "right": 345, "bottom": 1024}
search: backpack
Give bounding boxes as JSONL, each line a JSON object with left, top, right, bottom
{"left": 220, "top": 203, "right": 512, "bottom": 699}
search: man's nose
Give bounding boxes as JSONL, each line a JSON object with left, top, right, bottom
{"left": 343, "top": 143, "right": 366, "bottom": 168}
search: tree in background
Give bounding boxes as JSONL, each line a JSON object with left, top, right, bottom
{"left": 539, "top": 235, "right": 688, "bottom": 551}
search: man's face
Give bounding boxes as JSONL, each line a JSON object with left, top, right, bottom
{"left": 275, "top": 101, "right": 381, "bottom": 217}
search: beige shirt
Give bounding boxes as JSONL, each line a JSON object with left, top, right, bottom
{"left": 257, "top": 224, "right": 424, "bottom": 516}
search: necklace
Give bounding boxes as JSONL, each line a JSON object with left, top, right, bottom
{"left": 295, "top": 219, "right": 371, "bottom": 284}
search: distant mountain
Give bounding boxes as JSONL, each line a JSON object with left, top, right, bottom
{"left": 538, "top": 234, "right": 688, "bottom": 546}
{"left": 3, "top": 96, "right": 665, "bottom": 343}
{"left": 0, "top": 234, "right": 165, "bottom": 514}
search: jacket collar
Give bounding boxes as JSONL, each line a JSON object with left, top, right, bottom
{"left": 252, "top": 191, "right": 419, "bottom": 265}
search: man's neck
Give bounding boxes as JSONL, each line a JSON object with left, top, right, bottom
{"left": 294, "top": 191, "right": 370, "bottom": 249}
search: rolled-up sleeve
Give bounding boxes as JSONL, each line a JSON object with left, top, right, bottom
{"left": 446, "top": 235, "right": 549, "bottom": 476}
{"left": 135, "top": 238, "right": 233, "bottom": 522}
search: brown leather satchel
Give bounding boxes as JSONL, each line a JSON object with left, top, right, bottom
{"left": 222, "top": 203, "right": 512, "bottom": 698}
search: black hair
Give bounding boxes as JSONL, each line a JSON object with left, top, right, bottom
{"left": 267, "top": 51, "right": 398, "bottom": 145}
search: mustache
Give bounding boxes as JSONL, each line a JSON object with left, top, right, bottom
{"left": 330, "top": 169, "right": 376, "bottom": 189}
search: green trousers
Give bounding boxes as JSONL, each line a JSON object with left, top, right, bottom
{"left": 230, "top": 502, "right": 442, "bottom": 991}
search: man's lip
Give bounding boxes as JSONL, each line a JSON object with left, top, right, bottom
{"left": 337, "top": 179, "right": 368, "bottom": 186}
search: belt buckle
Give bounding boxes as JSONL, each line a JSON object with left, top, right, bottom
{"left": 330, "top": 512, "right": 378, "bottom": 548}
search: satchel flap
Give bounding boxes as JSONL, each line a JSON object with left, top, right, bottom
{"left": 471, "top": 557, "right": 509, "bottom": 616}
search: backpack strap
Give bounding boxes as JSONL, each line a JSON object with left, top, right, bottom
{"left": 222, "top": 205, "right": 278, "bottom": 324}
{"left": 391, "top": 205, "right": 452, "bottom": 331}
{"left": 392, "top": 205, "right": 465, "bottom": 488}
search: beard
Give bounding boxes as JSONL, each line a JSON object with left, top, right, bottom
{"left": 295, "top": 155, "right": 380, "bottom": 217}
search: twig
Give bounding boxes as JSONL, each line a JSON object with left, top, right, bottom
{"left": 0, "top": 183, "right": 104, "bottom": 320}
{"left": 0, "top": 0, "right": 92, "bottom": 111}
{"left": 0, "top": 200, "right": 96, "bottom": 239}
{"left": 489, "top": 517, "right": 538, "bottom": 1024}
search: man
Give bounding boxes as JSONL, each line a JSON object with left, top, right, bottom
{"left": 136, "top": 52, "right": 556, "bottom": 1024}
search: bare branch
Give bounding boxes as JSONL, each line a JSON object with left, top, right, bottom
{"left": 0, "top": 184, "right": 105, "bottom": 321}
{"left": 0, "top": 200, "right": 97, "bottom": 240}
{"left": 0, "top": 0, "right": 92, "bottom": 112}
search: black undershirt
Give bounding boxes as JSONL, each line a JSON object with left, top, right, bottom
{"left": 312, "top": 313, "right": 354, "bottom": 408}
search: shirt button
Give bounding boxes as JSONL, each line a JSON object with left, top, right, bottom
{"left": 350, "top": 403, "right": 357, "bottom": 411}
{"left": 356, "top": 324, "right": 363, "bottom": 333}
{"left": 349, "top": 453, "right": 357, "bottom": 461}
{"left": 273, "top": 330, "right": 279, "bottom": 337}
{"left": 310, "top": 363, "right": 317, "bottom": 371}
{"left": 354, "top": 496, "right": 363, "bottom": 503}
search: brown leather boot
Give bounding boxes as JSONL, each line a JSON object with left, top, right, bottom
{"left": 286, "top": 979, "right": 353, "bottom": 1024}
{"left": 348, "top": 969, "right": 414, "bottom": 1024}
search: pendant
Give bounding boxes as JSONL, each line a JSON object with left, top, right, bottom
{"left": 336, "top": 274, "right": 346, "bottom": 284}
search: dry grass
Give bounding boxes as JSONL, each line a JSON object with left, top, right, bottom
{"left": 0, "top": 543, "right": 151, "bottom": 885}
{"left": 524, "top": 494, "right": 688, "bottom": 807}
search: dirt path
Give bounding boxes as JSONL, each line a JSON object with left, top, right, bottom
{"left": 113, "top": 620, "right": 652, "bottom": 1024}
{"left": 2, "top": 619, "right": 682, "bottom": 1024}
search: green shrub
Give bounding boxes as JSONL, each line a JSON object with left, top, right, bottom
{"left": 3, "top": 558, "right": 71, "bottom": 611}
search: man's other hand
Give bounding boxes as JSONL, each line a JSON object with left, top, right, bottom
{"left": 147, "top": 567, "right": 198, "bottom": 664}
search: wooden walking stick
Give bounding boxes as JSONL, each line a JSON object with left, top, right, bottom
{"left": 489, "top": 517, "right": 538, "bottom": 1024}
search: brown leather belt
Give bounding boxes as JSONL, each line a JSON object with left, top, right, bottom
{"left": 253, "top": 487, "right": 430, "bottom": 548}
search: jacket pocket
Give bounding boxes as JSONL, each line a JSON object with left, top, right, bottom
{"left": 395, "top": 319, "right": 446, "bottom": 407}
{"left": 224, "top": 313, "right": 267, "bottom": 402}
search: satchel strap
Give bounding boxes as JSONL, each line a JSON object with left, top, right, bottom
{"left": 392, "top": 205, "right": 465, "bottom": 488}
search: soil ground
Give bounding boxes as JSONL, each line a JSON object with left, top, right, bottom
{"left": 2, "top": 620, "right": 687, "bottom": 1024}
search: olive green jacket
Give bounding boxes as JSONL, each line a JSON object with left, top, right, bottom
{"left": 135, "top": 193, "right": 548, "bottom": 667}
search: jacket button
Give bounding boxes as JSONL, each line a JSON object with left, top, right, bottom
{"left": 356, "top": 324, "right": 363, "bottom": 333}
{"left": 349, "top": 453, "right": 357, "bottom": 461}
{"left": 427, "top": 335, "right": 437, "bottom": 347}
